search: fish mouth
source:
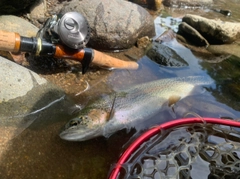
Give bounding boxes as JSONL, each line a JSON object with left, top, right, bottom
{"left": 59, "top": 126, "right": 103, "bottom": 141}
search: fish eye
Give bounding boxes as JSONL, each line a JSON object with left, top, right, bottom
{"left": 69, "top": 120, "right": 79, "bottom": 127}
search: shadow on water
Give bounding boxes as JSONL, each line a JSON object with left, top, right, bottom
{"left": 0, "top": 88, "right": 133, "bottom": 179}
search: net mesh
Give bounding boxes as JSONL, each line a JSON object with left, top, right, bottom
{"left": 117, "top": 122, "right": 240, "bottom": 179}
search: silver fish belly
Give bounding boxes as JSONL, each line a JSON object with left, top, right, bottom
{"left": 59, "top": 76, "right": 213, "bottom": 141}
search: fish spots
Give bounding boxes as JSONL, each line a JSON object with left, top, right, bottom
{"left": 67, "top": 109, "right": 110, "bottom": 130}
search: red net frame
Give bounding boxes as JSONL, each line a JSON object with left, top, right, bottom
{"left": 109, "top": 117, "right": 240, "bottom": 179}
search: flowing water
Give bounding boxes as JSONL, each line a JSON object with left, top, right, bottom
{"left": 1, "top": 0, "right": 240, "bottom": 178}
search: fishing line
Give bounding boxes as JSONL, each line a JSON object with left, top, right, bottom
{"left": 75, "top": 80, "right": 90, "bottom": 96}
{"left": 0, "top": 95, "right": 65, "bottom": 119}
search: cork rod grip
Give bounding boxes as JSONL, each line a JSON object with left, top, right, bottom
{"left": 0, "top": 30, "right": 21, "bottom": 52}
{"left": 92, "top": 50, "right": 139, "bottom": 70}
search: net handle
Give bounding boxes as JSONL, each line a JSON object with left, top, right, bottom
{"left": 109, "top": 117, "right": 240, "bottom": 179}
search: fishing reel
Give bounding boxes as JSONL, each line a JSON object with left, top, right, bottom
{"left": 37, "top": 11, "right": 91, "bottom": 50}
{"left": 0, "top": 11, "right": 138, "bottom": 74}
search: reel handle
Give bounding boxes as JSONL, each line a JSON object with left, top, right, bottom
{"left": 93, "top": 50, "right": 138, "bottom": 70}
{"left": 54, "top": 45, "right": 139, "bottom": 72}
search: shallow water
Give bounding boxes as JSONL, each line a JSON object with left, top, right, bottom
{"left": 1, "top": 1, "right": 240, "bottom": 179}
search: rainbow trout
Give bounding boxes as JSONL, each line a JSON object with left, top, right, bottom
{"left": 60, "top": 76, "right": 213, "bottom": 141}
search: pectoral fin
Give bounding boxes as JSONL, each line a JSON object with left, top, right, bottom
{"left": 168, "top": 95, "right": 181, "bottom": 107}
{"left": 167, "top": 95, "right": 181, "bottom": 119}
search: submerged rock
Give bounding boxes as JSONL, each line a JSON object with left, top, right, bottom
{"left": 176, "top": 33, "right": 232, "bottom": 63}
{"left": 0, "top": 56, "right": 66, "bottom": 141}
{"left": 146, "top": 42, "right": 188, "bottom": 67}
{"left": 155, "top": 29, "right": 176, "bottom": 43}
{"left": 60, "top": 0, "right": 155, "bottom": 50}
{"left": 207, "top": 44, "right": 240, "bottom": 58}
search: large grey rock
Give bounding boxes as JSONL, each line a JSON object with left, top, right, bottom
{"left": 181, "top": 14, "right": 240, "bottom": 44}
{"left": 163, "top": 0, "right": 213, "bottom": 8}
{"left": 60, "top": 0, "right": 155, "bottom": 50}
{"left": 0, "top": 56, "right": 66, "bottom": 142}
{"left": 0, "top": 58, "right": 47, "bottom": 103}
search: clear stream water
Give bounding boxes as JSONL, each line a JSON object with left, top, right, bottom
{"left": 1, "top": 0, "right": 240, "bottom": 178}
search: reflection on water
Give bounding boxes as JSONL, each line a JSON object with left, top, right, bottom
{"left": 164, "top": 0, "right": 240, "bottom": 22}
{"left": 1, "top": 1, "right": 240, "bottom": 178}
{"left": 201, "top": 55, "right": 240, "bottom": 111}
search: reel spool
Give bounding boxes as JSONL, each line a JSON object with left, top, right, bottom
{"left": 37, "top": 11, "right": 91, "bottom": 50}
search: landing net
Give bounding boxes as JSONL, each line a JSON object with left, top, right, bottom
{"left": 109, "top": 117, "right": 240, "bottom": 179}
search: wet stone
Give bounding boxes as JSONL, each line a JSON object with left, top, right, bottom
{"left": 178, "top": 22, "right": 209, "bottom": 47}
{"left": 146, "top": 42, "right": 188, "bottom": 67}
{"left": 182, "top": 14, "right": 240, "bottom": 44}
